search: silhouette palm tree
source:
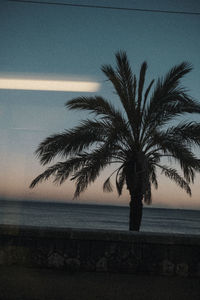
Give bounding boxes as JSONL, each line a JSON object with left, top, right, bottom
{"left": 30, "top": 51, "right": 200, "bottom": 231}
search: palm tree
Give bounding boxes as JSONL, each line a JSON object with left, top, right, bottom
{"left": 30, "top": 51, "right": 200, "bottom": 231}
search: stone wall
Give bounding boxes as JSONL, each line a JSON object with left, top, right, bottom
{"left": 0, "top": 225, "right": 199, "bottom": 277}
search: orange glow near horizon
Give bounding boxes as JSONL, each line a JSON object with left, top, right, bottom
{"left": 1, "top": 158, "right": 200, "bottom": 210}
{"left": 1, "top": 141, "right": 200, "bottom": 210}
{"left": 0, "top": 78, "right": 100, "bottom": 92}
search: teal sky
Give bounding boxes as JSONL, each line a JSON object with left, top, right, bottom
{"left": 0, "top": 0, "right": 200, "bottom": 209}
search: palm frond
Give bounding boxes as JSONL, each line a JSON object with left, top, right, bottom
{"left": 146, "top": 161, "right": 159, "bottom": 190}
{"left": 141, "top": 79, "right": 155, "bottom": 116}
{"left": 163, "top": 62, "right": 192, "bottom": 89}
{"left": 103, "top": 176, "right": 113, "bottom": 192}
{"left": 167, "top": 121, "right": 200, "bottom": 146}
{"left": 71, "top": 143, "right": 115, "bottom": 198}
{"left": 115, "top": 166, "right": 126, "bottom": 196}
{"left": 115, "top": 51, "right": 135, "bottom": 104}
{"left": 30, "top": 156, "right": 89, "bottom": 188}
{"left": 157, "top": 164, "right": 192, "bottom": 195}
{"left": 101, "top": 52, "right": 139, "bottom": 139}
{"left": 144, "top": 181, "right": 152, "bottom": 205}
{"left": 133, "top": 75, "right": 137, "bottom": 103}
{"left": 52, "top": 156, "right": 89, "bottom": 184}
{"left": 66, "top": 96, "right": 118, "bottom": 118}
{"left": 35, "top": 119, "right": 108, "bottom": 165}
{"left": 146, "top": 95, "right": 200, "bottom": 133}
{"left": 150, "top": 165, "right": 158, "bottom": 190}
{"left": 141, "top": 62, "right": 199, "bottom": 136}
{"left": 29, "top": 164, "right": 59, "bottom": 188}
{"left": 102, "top": 52, "right": 133, "bottom": 111}
{"left": 150, "top": 130, "right": 200, "bottom": 182}
{"left": 66, "top": 96, "right": 134, "bottom": 143}
{"left": 137, "top": 61, "right": 147, "bottom": 111}
{"left": 137, "top": 79, "right": 155, "bottom": 144}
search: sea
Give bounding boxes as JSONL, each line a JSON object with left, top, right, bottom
{"left": 0, "top": 199, "right": 199, "bottom": 235}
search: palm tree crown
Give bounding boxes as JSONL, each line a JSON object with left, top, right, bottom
{"left": 30, "top": 51, "right": 200, "bottom": 231}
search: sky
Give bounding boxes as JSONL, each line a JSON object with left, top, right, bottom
{"left": 0, "top": 0, "right": 200, "bottom": 209}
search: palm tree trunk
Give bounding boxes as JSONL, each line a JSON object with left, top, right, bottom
{"left": 125, "top": 154, "right": 145, "bottom": 231}
{"left": 129, "top": 191, "right": 143, "bottom": 231}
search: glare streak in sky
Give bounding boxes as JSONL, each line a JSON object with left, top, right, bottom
{"left": 0, "top": 78, "right": 100, "bottom": 92}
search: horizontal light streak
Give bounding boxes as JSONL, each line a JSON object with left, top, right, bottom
{"left": 0, "top": 78, "right": 100, "bottom": 92}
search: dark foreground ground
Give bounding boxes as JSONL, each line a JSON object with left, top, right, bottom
{"left": 0, "top": 266, "right": 199, "bottom": 300}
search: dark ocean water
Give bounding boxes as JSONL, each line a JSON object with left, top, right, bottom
{"left": 0, "top": 199, "right": 199, "bottom": 235}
